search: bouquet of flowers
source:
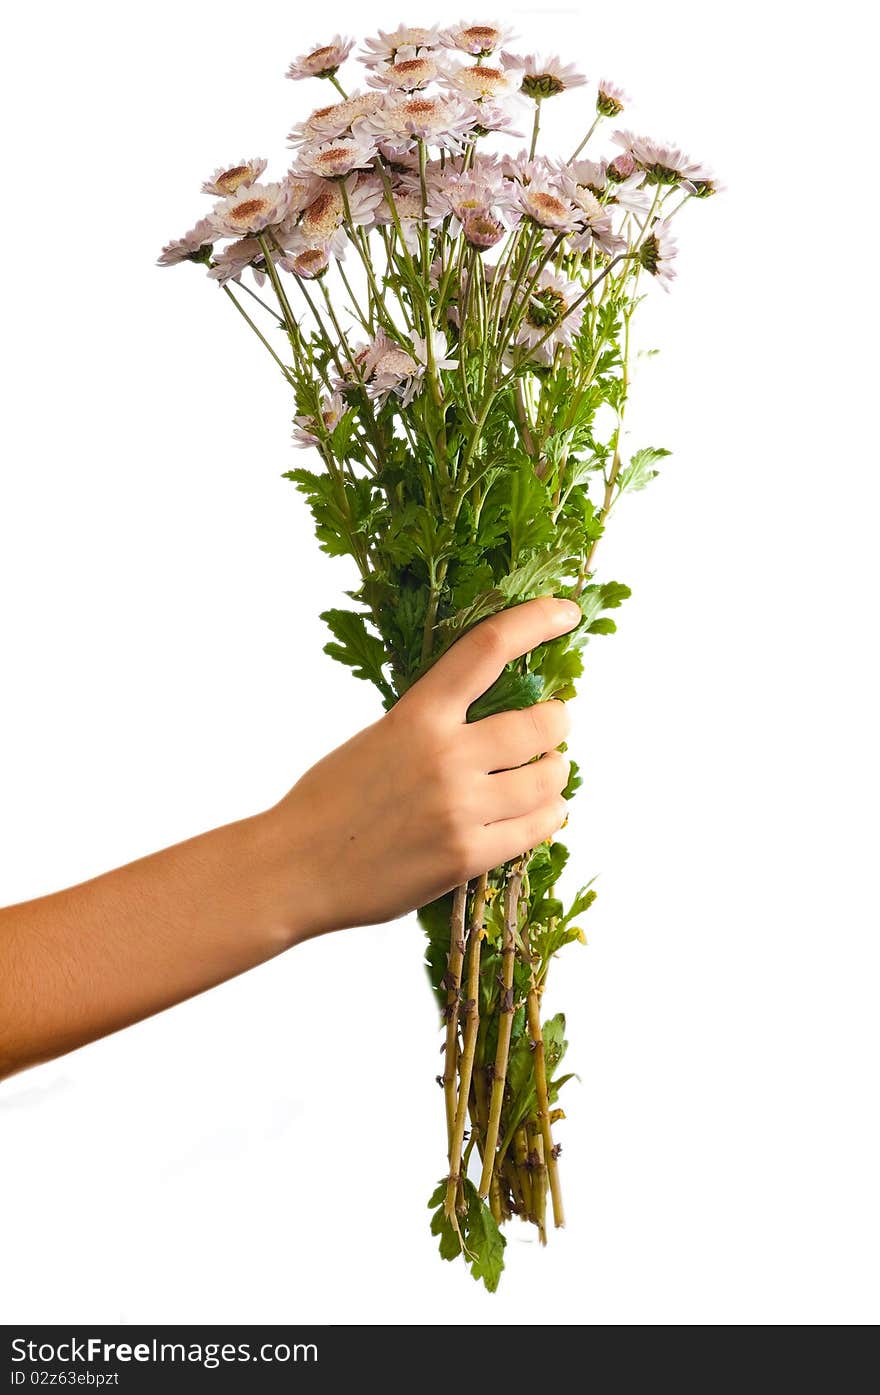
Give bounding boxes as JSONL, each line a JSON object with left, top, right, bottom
{"left": 160, "top": 20, "right": 718, "bottom": 1290}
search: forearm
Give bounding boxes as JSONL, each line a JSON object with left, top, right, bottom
{"left": 0, "top": 600, "right": 577, "bottom": 1083}
{"left": 0, "top": 808, "right": 309, "bottom": 1081}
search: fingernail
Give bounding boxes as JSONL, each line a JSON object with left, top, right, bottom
{"left": 558, "top": 600, "right": 581, "bottom": 624}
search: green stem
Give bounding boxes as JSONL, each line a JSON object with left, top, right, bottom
{"left": 478, "top": 858, "right": 525, "bottom": 1200}
{"left": 445, "top": 874, "right": 488, "bottom": 1219}
{"left": 528, "top": 102, "right": 541, "bottom": 160}
{"left": 442, "top": 884, "right": 469, "bottom": 1145}
{"left": 221, "top": 286, "right": 295, "bottom": 385}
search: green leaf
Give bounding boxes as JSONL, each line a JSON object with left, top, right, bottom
{"left": 467, "top": 666, "right": 543, "bottom": 722}
{"left": 563, "top": 756, "right": 582, "bottom": 799}
{"left": 566, "top": 883, "right": 598, "bottom": 924}
{"left": 617, "top": 446, "right": 670, "bottom": 495}
{"left": 427, "top": 1180, "right": 507, "bottom": 1289}
{"left": 496, "top": 541, "right": 578, "bottom": 604}
{"left": 464, "top": 1182, "right": 506, "bottom": 1293}
{"left": 439, "top": 588, "right": 506, "bottom": 639}
{"left": 283, "top": 468, "right": 351, "bottom": 558}
{"left": 527, "top": 841, "right": 569, "bottom": 901}
{"left": 320, "top": 609, "right": 393, "bottom": 702}
{"left": 576, "top": 580, "right": 631, "bottom": 636}
{"left": 535, "top": 639, "right": 584, "bottom": 701}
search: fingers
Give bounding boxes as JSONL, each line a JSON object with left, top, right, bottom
{"left": 469, "top": 699, "right": 570, "bottom": 771}
{"left": 480, "top": 750, "right": 571, "bottom": 823}
{"left": 410, "top": 597, "right": 580, "bottom": 718}
{"left": 477, "top": 799, "right": 569, "bottom": 874}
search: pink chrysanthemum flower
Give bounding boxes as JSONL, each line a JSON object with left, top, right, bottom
{"left": 637, "top": 219, "right": 678, "bottom": 288}
{"left": 686, "top": 165, "right": 724, "bottom": 199}
{"left": 292, "top": 173, "right": 383, "bottom": 254}
{"left": 281, "top": 244, "right": 333, "bottom": 279}
{"left": 596, "top": 79, "right": 628, "bottom": 118}
{"left": 612, "top": 130, "right": 702, "bottom": 187}
{"left": 516, "top": 180, "right": 579, "bottom": 232}
{"left": 505, "top": 52, "right": 587, "bottom": 100}
{"left": 471, "top": 100, "right": 523, "bottom": 137}
{"left": 565, "top": 160, "right": 650, "bottom": 214}
{"left": 565, "top": 158, "right": 606, "bottom": 196}
{"left": 289, "top": 92, "right": 383, "bottom": 146}
{"left": 363, "top": 328, "right": 420, "bottom": 403}
{"left": 157, "top": 218, "right": 215, "bottom": 267}
{"left": 428, "top": 164, "right": 515, "bottom": 227}
{"left": 565, "top": 186, "right": 626, "bottom": 257}
{"left": 367, "top": 49, "right": 445, "bottom": 91}
{"left": 210, "top": 182, "right": 292, "bottom": 237}
{"left": 359, "top": 26, "right": 441, "bottom": 67}
{"left": 440, "top": 20, "right": 514, "bottom": 56}
{"left": 296, "top": 136, "right": 377, "bottom": 180}
{"left": 463, "top": 209, "right": 506, "bottom": 250}
{"left": 444, "top": 61, "right": 523, "bottom": 102}
{"left": 608, "top": 151, "right": 636, "bottom": 181}
{"left": 201, "top": 159, "right": 268, "bottom": 197}
{"left": 375, "top": 184, "right": 444, "bottom": 253}
{"left": 296, "top": 184, "right": 347, "bottom": 253}
{"left": 509, "top": 267, "right": 584, "bottom": 363}
{"left": 286, "top": 36, "right": 355, "bottom": 82}
{"left": 364, "top": 93, "right": 480, "bottom": 154}
{"left": 500, "top": 151, "right": 557, "bottom": 185}
{"left": 207, "top": 236, "right": 268, "bottom": 286}
{"left": 292, "top": 393, "right": 346, "bottom": 447}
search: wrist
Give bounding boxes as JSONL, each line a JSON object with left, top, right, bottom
{"left": 246, "top": 799, "right": 330, "bottom": 948}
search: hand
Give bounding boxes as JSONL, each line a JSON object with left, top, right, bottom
{"left": 272, "top": 596, "right": 580, "bottom": 937}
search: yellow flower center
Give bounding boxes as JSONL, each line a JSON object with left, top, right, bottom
{"left": 229, "top": 198, "right": 268, "bottom": 223}
{"left": 216, "top": 165, "right": 252, "bottom": 194}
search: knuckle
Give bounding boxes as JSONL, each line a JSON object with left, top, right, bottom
{"left": 469, "top": 618, "right": 506, "bottom": 662}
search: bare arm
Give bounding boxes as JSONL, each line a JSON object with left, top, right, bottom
{"left": 0, "top": 598, "right": 579, "bottom": 1080}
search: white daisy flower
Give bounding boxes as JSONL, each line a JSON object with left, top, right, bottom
{"left": 288, "top": 92, "right": 383, "bottom": 146}
{"left": 367, "top": 49, "right": 445, "bottom": 91}
{"left": 363, "top": 92, "right": 480, "bottom": 154}
{"left": 413, "top": 328, "right": 458, "bottom": 375}
{"left": 508, "top": 267, "right": 585, "bottom": 362}
{"left": 292, "top": 393, "right": 346, "bottom": 447}
{"left": 440, "top": 20, "right": 515, "bottom": 56}
{"left": 505, "top": 52, "right": 587, "bottom": 100}
{"left": 286, "top": 35, "right": 355, "bottom": 82}
{"left": 209, "top": 181, "right": 292, "bottom": 237}
{"left": 596, "top": 79, "right": 628, "bottom": 118}
{"left": 516, "top": 180, "right": 579, "bottom": 232}
{"left": 637, "top": 219, "right": 678, "bottom": 288}
{"left": 201, "top": 159, "right": 268, "bottom": 197}
{"left": 444, "top": 61, "right": 523, "bottom": 102}
{"left": 359, "top": 26, "right": 441, "bottom": 67}
{"left": 157, "top": 217, "right": 215, "bottom": 267}
{"left": 296, "top": 136, "right": 377, "bottom": 180}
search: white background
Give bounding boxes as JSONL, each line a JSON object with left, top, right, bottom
{"left": 1, "top": 0, "right": 878, "bottom": 1326}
